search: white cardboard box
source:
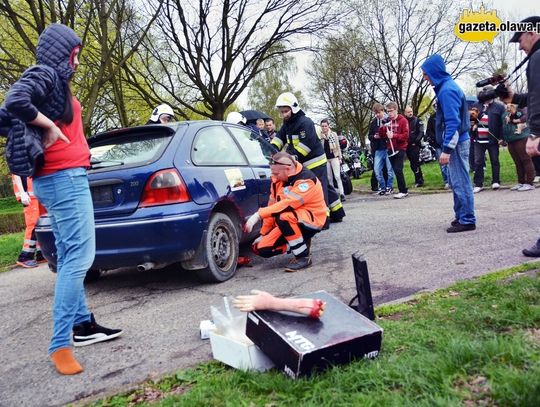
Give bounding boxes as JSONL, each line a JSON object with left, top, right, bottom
{"left": 209, "top": 331, "right": 274, "bottom": 372}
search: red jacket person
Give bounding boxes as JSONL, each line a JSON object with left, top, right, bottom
{"left": 244, "top": 152, "right": 327, "bottom": 272}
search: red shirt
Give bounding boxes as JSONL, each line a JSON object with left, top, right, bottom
{"left": 36, "top": 97, "right": 91, "bottom": 176}
{"left": 378, "top": 114, "right": 409, "bottom": 151}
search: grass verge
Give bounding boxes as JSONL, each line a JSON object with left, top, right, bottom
{"left": 0, "top": 232, "right": 23, "bottom": 272}
{"left": 90, "top": 261, "right": 540, "bottom": 407}
{"left": 352, "top": 147, "right": 517, "bottom": 193}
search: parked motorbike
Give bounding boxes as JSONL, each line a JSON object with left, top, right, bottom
{"left": 342, "top": 147, "right": 373, "bottom": 179}
{"left": 420, "top": 142, "right": 437, "bottom": 164}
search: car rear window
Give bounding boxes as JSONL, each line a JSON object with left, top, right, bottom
{"left": 90, "top": 132, "right": 173, "bottom": 168}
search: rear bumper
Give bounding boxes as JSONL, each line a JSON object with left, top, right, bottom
{"left": 36, "top": 206, "right": 209, "bottom": 270}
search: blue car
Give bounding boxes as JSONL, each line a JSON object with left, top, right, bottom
{"left": 35, "top": 121, "right": 276, "bottom": 283}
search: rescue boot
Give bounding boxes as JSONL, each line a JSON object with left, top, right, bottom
{"left": 284, "top": 255, "right": 312, "bottom": 272}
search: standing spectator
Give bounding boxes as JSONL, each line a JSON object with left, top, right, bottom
{"left": 320, "top": 119, "right": 345, "bottom": 201}
{"left": 11, "top": 175, "right": 46, "bottom": 268}
{"left": 404, "top": 106, "right": 425, "bottom": 187}
{"left": 146, "top": 104, "right": 175, "bottom": 124}
{"left": 425, "top": 102, "right": 449, "bottom": 188}
{"left": 500, "top": 16, "right": 540, "bottom": 256}
{"left": 422, "top": 54, "right": 476, "bottom": 233}
{"left": 502, "top": 104, "right": 535, "bottom": 191}
{"left": 265, "top": 118, "right": 277, "bottom": 140}
{"left": 378, "top": 101, "right": 409, "bottom": 199}
{"left": 368, "top": 103, "right": 394, "bottom": 195}
{"left": 472, "top": 89, "right": 505, "bottom": 193}
{"left": 272, "top": 92, "right": 345, "bottom": 222}
{"left": 469, "top": 107, "right": 480, "bottom": 170}
{"left": 3, "top": 23, "right": 122, "bottom": 375}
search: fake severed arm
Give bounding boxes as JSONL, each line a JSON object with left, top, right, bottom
{"left": 233, "top": 290, "right": 326, "bottom": 319}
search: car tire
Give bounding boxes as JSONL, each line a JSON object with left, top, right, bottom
{"left": 197, "top": 212, "right": 239, "bottom": 283}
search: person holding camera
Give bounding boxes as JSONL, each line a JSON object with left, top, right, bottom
{"left": 498, "top": 16, "right": 540, "bottom": 256}
{"left": 472, "top": 88, "right": 505, "bottom": 193}
{"left": 421, "top": 54, "right": 476, "bottom": 233}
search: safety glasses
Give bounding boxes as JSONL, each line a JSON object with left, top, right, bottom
{"left": 269, "top": 158, "right": 292, "bottom": 166}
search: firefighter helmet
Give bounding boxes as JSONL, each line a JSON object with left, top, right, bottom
{"left": 275, "top": 92, "right": 300, "bottom": 114}
{"left": 225, "top": 111, "right": 247, "bottom": 124}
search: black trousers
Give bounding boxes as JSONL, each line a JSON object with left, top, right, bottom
{"left": 406, "top": 144, "right": 424, "bottom": 184}
{"left": 389, "top": 150, "right": 408, "bottom": 193}
{"left": 473, "top": 142, "right": 500, "bottom": 187}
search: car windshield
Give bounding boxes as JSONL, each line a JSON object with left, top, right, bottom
{"left": 90, "top": 132, "right": 173, "bottom": 168}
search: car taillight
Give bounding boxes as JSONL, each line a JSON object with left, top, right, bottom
{"left": 139, "top": 169, "right": 191, "bottom": 207}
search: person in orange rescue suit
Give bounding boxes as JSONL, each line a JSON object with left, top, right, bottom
{"left": 271, "top": 92, "right": 345, "bottom": 223}
{"left": 244, "top": 152, "right": 327, "bottom": 272}
{"left": 12, "top": 175, "right": 47, "bottom": 268}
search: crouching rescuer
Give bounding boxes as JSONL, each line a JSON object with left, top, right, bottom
{"left": 244, "top": 152, "right": 327, "bottom": 272}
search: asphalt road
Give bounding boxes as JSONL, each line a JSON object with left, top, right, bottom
{"left": 1, "top": 187, "right": 539, "bottom": 406}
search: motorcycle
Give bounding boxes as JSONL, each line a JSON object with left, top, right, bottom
{"left": 343, "top": 147, "right": 373, "bottom": 179}
{"left": 420, "top": 142, "right": 437, "bottom": 164}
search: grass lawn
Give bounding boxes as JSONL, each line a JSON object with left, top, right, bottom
{"left": 0, "top": 196, "right": 22, "bottom": 214}
{"left": 0, "top": 232, "right": 23, "bottom": 272}
{"left": 90, "top": 262, "right": 540, "bottom": 407}
{"left": 353, "top": 147, "right": 518, "bottom": 193}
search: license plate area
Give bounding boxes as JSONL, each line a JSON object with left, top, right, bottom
{"left": 91, "top": 185, "right": 114, "bottom": 205}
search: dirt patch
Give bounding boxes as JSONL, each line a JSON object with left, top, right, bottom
{"left": 455, "top": 375, "right": 496, "bottom": 406}
{"left": 127, "top": 384, "right": 191, "bottom": 405}
{"left": 524, "top": 328, "right": 540, "bottom": 346}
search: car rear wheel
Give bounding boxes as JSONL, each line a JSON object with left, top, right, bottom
{"left": 197, "top": 212, "right": 239, "bottom": 283}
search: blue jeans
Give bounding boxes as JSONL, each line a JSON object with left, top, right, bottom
{"left": 447, "top": 140, "right": 476, "bottom": 225}
{"left": 33, "top": 168, "right": 95, "bottom": 354}
{"left": 435, "top": 147, "right": 449, "bottom": 184}
{"left": 374, "top": 150, "right": 394, "bottom": 189}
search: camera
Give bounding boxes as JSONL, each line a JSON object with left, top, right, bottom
{"left": 476, "top": 74, "right": 509, "bottom": 103}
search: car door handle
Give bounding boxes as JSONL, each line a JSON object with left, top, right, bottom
{"left": 258, "top": 171, "right": 267, "bottom": 179}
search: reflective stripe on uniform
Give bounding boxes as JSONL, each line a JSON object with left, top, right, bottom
{"left": 292, "top": 244, "right": 307, "bottom": 256}
{"left": 304, "top": 153, "right": 327, "bottom": 169}
{"left": 288, "top": 237, "right": 304, "bottom": 247}
{"left": 286, "top": 191, "right": 305, "bottom": 205}
{"left": 330, "top": 201, "right": 343, "bottom": 212}
{"left": 271, "top": 138, "right": 284, "bottom": 149}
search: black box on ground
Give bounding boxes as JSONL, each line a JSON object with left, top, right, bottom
{"left": 245, "top": 290, "right": 383, "bottom": 379}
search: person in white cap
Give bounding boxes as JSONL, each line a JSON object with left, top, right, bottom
{"left": 147, "top": 103, "right": 175, "bottom": 124}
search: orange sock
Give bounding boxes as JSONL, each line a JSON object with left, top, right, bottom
{"left": 50, "top": 348, "right": 83, "bottom": 375}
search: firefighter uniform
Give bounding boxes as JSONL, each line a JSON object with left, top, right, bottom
{"left": 271, "top": 110, "right": 345, "bottom": 222}
{"left": 12, "top": 175, "right": 45, "bottom": 263}
{"left": 254, "top": 162, "right": 326, "bottom": 259}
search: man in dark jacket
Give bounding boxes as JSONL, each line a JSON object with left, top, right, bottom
{"left": 404, "top": 106, "right": 425, "bottom": 187}
{"left": 422, "top": 54, "right": 476, "bottom": 233}
{"left": 425, "top": 102, "right": 449, "bottom": 187}
{"left": 472, "top": 93, "right": 505, "bottom": 192}
{"left": 501, "top": 16, "right": 540, "bottom": 256}
{"left": 272, "top": 92, "right": 345, "bottom": 222}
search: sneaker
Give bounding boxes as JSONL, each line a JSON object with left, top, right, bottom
{"left": 492, "top": 182, "right": 500, "bottom": 190}
{"left": 385, "top": 187, "right": 394, "bottom": 195}
{"left": 340, "top": 194, "right": 346, "bottom": 202}
{"left": 450, "top": 219, "right": 459, "bottom": 227}
{"left": 72, "top": 314, "right": 123, "bottom": 347}
{"left": 534, "top": 176, "right": 540, "bottom": 184}
{"left": 415, "top": 182, "right": 424, "bottom": 187}
{"left": 444, "top": 183, "right": 451, "bottom": 190}
{"left": 16, "top": 259, "right": 38, "bottom": 268}
{"left": 517, "top": 184, "right": 534, "bottom": 191}
{"left": 447, "top": 223, "right": 476, "bottom": 233}
{"left": 522, "top": 244, "right": 540, "bottom": 257}
{"left": 393, "top": 192, "right": 408, "bottom": 199}
{"left": 35, "top": 251, "right": 47, "bottom": 264}
{"left": 473, "top": 186, "right": 483, "bottom": 193}
{"left": 377, "top": 189, "right": 386, "bottom": 196}
{"left": 284, "top": 256, "right": 312, "bottom": 272}
{"left": 510, "top": 184, "right": 523, "bottom": 191}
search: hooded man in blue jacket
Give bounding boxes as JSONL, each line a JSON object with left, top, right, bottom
{"left": 421, "top": 54, "right": 477, "bottom": 233}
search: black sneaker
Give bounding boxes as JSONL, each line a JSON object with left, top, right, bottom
{"left": 35, "top": 251, "right": 47, "bottom": 264}
{"left": 450, "top": 219, "right": 459, "bottom": 227}
{"left": 340, "top": 194, "right": 346, "bottom": 202}
{"left": 446, "top": 223, "right": 476, "bottom": 233}
{"left": 284, "top": 256, "right": 312, "bottom": 272}
{"left": 72, "top": 314, "right": 122, "bottom": 347}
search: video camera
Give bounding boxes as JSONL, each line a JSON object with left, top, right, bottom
{"left": 476, "top": 74, "right": 509, "bottom": 103}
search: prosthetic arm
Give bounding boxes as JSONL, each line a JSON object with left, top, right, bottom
{"left": 233, "top": 289, "right": 326, "bottom": 319}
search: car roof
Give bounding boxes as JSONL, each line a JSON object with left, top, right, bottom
{"left": 87, "top": 120, "right": 234, "bottom": 145}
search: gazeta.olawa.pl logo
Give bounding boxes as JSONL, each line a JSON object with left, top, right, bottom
{"left": 454, "top": 6, "right": 540, "bottom": 43}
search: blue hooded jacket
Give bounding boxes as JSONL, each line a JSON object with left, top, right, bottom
{"left": 421, "top": 54, "right": 470, "bottom": 154}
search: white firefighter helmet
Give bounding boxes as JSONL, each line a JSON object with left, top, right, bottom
{"left": 225, "top": 111, "right": 247, "bottom": 124}
{"left": 275, "top": 92, "right": 300, "bottom": 114}
{"left": 149, "top": 104, "right": 174, "bottom": 123}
